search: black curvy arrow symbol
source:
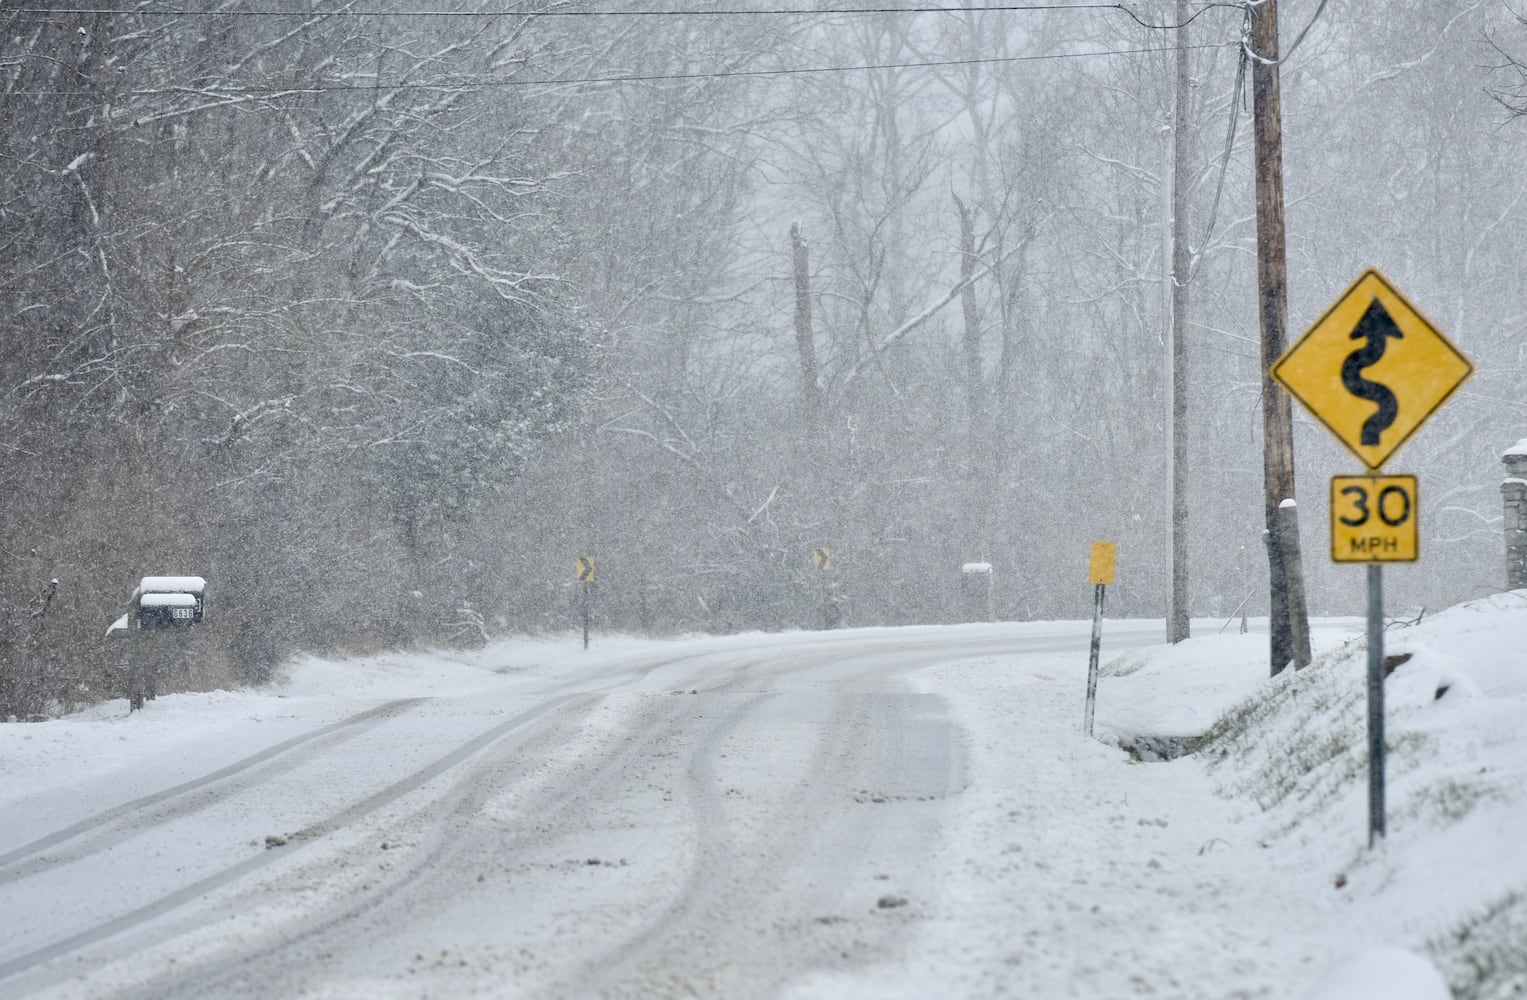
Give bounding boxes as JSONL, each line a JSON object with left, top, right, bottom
{"left": 1342, "top": 297, "right": 1403, "bottom": 447}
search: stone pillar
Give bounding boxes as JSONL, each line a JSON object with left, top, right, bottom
{"left": 1503, "top": 442, "right": 1527, "bottom": 590}
{"left": 960, "top": 562, "right": 994, "bottom": 623}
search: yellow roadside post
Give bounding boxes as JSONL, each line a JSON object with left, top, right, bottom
{"left": 1084, "top": 541, "right": 1117, "bottom": 738}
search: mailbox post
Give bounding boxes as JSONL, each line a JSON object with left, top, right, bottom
{"left": 110, "top": 576, "right": 207, "bottom": 711}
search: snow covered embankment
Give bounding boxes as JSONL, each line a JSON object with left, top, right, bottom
{"left": 1196, "top": 593, "right": 1527, "bottom": 1000}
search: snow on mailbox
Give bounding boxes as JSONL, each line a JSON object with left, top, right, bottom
{"left": 132, "top": 576, "right": 206, "bottom": 629}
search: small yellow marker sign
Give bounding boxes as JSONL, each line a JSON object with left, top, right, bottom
{"left": 811, "top": 547, "right": 832, "bottom": 571}
{"left": 1271, "top": 269, "right": 1472, "bottom": 471}
{"left": 1330, "top": 475, "right": 1418, "bottom": 563}
{"left": 1083, "top": 541, "right": 1118, "bottom": 738}
{"left": 576, "top": 555, "right": 596, "bottom": 582}
{"left": 1087, "top": 541, "right": 1117, "bottom": 586}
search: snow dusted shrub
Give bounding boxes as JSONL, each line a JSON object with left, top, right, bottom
{"left": 1194, "top": 637, "right": 1429, "bottom": 834}
{"left": 1430, "top": 890, "right": 1527, "bottom": 1000}
{"left": 0, "top": 584, "right": 85, "bottom": 721}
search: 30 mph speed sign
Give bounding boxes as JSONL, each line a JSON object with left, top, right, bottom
{"left": 1330, "top": 474, "right": 1418, "bottom": 563}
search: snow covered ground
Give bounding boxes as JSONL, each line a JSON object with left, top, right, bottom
{"left": 1, "top": 595, "right": 1524, "bottom": 998}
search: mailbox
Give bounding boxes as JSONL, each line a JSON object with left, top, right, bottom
{"left": 132, "top": 576, "right": 206, "bottom": 629}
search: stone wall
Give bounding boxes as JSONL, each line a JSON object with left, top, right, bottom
{"left": 1503, "top": 443, "right": 1527, "bottom": 590}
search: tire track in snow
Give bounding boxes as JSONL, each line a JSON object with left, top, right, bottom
{"left": 2, "top": 649, "right": 756, "bottom": 995}
{"left": 557, "top": 656, "right": 968, "bottom": 997}
{"left": 0, "top": 691, "right": 581, "bottom": 987}
{"left": 117, "top": 686, "right": 768, "bottom": 1000}
{"left": 0, "top": 697, "right": 426, "bottom": 882}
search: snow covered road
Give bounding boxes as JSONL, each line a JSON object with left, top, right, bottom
{"left": 5, "top": 622, "right": 1206, "bottom": 998}
{"left": 19, "top": 613, "right": 1488, "bottom": 999}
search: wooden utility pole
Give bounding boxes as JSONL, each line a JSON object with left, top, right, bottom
{"left": 790, "top": 222, "right": 824, "bottom": 435}
{"left": 1250, "top": 0, "right": 1312, "bottom": 675}
{"left": 955, "top": 195, "right": 984, "bottom": 430}
{"left": 1167, "top": 0, "right": 1192, "bottom": 644}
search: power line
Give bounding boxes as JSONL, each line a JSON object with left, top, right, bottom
{"left": 7, "top": 3, "right": 1238, "bottom": 20}
{"left": 1190, "top": 7, "right": 1248, "bottom": 279}
{"left": 6, "top": 41, "right": 1235, "bottom": 98}
{"left": 1242, "top": 0, "right": 1330, "bottom": 66}
{"left": 1112, "top": 1, "right": 1240, "bottom": 30}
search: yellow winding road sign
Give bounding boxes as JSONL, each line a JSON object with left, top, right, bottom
{"left": 1271, "top": 269, "right": 1472, "bottom": 471}
{"left": 576, "top": 555, "right": 595, "bottom": 583}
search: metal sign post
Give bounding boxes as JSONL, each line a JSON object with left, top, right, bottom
{"left": 1329, "top": 474, "right": 1420, "bottom": 846}
{"left": 1084, "top": 542, "right": 1117, "bottom": 738}
{"left": 576, "top": 556, "right": 596, "bottom": 649}
{"left": 1365, "top": 563, "right": 1385, "bottom": 846}
{"left": 1272, "top": 269, "right": 1471, "bottom": 849}
{"left": 1331, "top": 474, "right": 1420, "bottom": 848}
